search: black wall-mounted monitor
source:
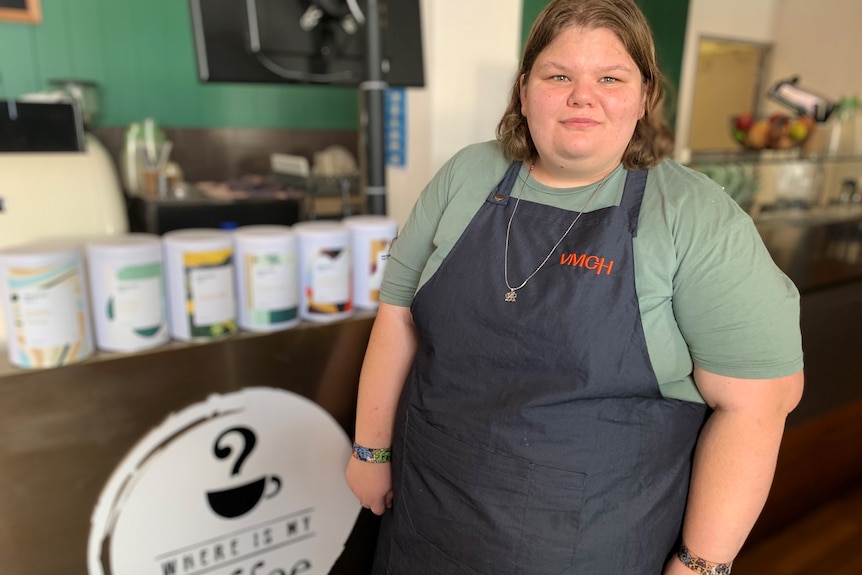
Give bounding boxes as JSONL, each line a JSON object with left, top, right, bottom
{"left": 189, "top": 0, "right": 424, "bottom": 87}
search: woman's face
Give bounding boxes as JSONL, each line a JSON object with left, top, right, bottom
{"left": 520, "top": 26, "right": 646, "bottom": 181}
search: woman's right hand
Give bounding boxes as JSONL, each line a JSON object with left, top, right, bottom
{"left": 345, "top": 456, "right": 393, "bottom": 515}
{"left": 346, "top": 303, "right": 416, "bottom": 516}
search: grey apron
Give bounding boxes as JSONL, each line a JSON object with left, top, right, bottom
{"left": 373, "top": 162, "right": 708, "bottom": 574}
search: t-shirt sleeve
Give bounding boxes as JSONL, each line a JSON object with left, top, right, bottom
{"left": 379, "top": 159, "right": 453, "bottom": 307}
{"left": 671, "top": 189, "right": 804, "bottom": 380}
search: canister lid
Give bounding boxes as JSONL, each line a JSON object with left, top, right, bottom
{"left": 233, "top": 225, "right": 294, "bottom": 238}
{"left": 0, "top": 241, "right": 82, "bottom": 267}
{"left": 162, "top": 228, "right": 232, "bottom": 249}
{"left": 292, "top": 220, "right": 349, "bottom": 238}
{"left": 341, "top": 215, "right": 398, "bottom": 230}
{"left": 233, "top": 225, "right": 296, "bottom": 249}
{"left": 86, "top": 233, "right": 162, "bottom": 258}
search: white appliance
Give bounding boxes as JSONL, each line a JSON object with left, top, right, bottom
{"left": 0, "top": 133, "right": 128, "bottom": 348}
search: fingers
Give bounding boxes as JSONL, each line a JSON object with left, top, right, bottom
{"left": 345, "top": 458, "right": 393, "bottom": 515}
{"left": 361, "top": 491, "right": 393, "bottom": 516}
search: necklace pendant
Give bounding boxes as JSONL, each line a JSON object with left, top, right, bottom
{"left": 505, "top": 289, "right": 517, "bottom": 302}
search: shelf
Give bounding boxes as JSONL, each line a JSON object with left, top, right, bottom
{"left": 688, "top": 150, "right": 862, "bottom": 165}
{"left": 754, "top": 204, "right": 862, "bottom": 226}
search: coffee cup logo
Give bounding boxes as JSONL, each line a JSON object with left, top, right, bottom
{"left": 88, "top": 388, "right": 361, "bottom": 575}
{"left": 206, "top": 426, "right": 282, "bottom": 518}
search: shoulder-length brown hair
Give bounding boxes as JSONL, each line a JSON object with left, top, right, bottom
{"left": 496, "top": 0, "right": 674, "bottom": 169}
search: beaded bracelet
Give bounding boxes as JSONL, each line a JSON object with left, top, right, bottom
{"left": 352, "top": 442, "right": 392, "bottom": 463}
{"left": 677, "top": 545, "right": 732, "bottom": 575}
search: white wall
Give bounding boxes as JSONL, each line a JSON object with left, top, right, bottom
{"left": 675, "top": 0, "right": 779, "bottom": 161}
{"left": 385, "top": 0, "right": 522, "bottom": 228}
{"left": 676, "top": 0, "right": 862, "bottom": 160}
{"left": 769, "top": 0, "right": 862, "bottom": 109}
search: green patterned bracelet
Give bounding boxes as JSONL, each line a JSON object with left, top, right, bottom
{"left": 352, "top": 442, "right": 392, "bottom": 463}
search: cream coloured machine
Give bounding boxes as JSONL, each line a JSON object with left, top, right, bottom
{"left": 0, "top": 133, "right": 128, "bottom": 347}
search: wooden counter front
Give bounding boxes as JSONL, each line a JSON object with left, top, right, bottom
{"left": 0, "top": 313, "right": 375, "bottom": 575}
{"left": 746, "top": 279, "right": 862, "bottom": 546}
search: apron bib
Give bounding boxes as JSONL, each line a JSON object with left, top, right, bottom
{"left": 374, "top": 163, "right": 708, "bottom": 574}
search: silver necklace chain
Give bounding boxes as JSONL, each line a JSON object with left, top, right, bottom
{"left": 503, "top": 163, "right": 611, "bottom": 302}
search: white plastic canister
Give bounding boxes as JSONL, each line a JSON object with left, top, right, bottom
{"left": 293, "top": 221, "right": 352, "bottom": 322}
{"left": 342, "top": 215, "right": 398, "bottom": 310}
{"left": 232, "top": 225, "right": 300, "bottom": 332}
{"left": 162, "top": 229, "right": 237, "bottom": 341}
{"left": 86, "top": 234, "right": 169, "bottom": 352}
{"left": 0, "top": 242, "right": 94, "bottom": 368}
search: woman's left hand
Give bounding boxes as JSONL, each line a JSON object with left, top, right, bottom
{"left": 670, "top": 366, "right": 803, "bottom": 572}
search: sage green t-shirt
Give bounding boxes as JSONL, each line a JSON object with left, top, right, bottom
{"left": 381, "top": 141, "right": 803, "bottom": 402}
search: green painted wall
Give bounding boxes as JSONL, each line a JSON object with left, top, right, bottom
{"left": 0, "top": 0, "right": 359, "bottom": 129}
{"left": 0, "top": 1, "right": 687, "bottom": 130}
{"left": 637, "top": 0, "right": 689, "bottom": 121}
{"left": 521, "top": 0, "right": 690, "bottom": 125}
{"left": 522, "top": 0, "right": 549, "bottom": 46}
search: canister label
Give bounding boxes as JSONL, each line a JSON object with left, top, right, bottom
{"left": 244, "top": 253, "right": 297, "bottom": 325}
{"left": 367, "top": 238, "right": 392, "bottom": 302}
{"left": 183, "top": 248, "right": 237, "bottom": 338}
{"left": 106, "top": 262, "right": 164, "bottom": 337}
{"left": 307, "top": 248, "right": 351, "bottom": 315}
{"left": 6, "top": 261, "right": 91, "bottom": 367}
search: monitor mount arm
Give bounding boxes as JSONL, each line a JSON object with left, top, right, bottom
{"left": 359, "top": 0, "right": 387, "bottom": 215}
{"left": 248, "top": 0, "right": 388, "bottom": 215}
{"left": 299, "top": 0, "right": 388, "bottom": 216}
{"left": 299, "top": 0, "right": 365, "bottom": 33}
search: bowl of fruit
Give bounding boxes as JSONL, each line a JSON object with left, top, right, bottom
{"left": 730, "top": 112, "right": 815, "bottom": 150}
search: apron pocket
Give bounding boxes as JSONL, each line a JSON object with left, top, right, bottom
{"left": 518, "top": 463, "right": 587, "bottom": 571}
{"left": 395, "top": 410, "right": 532, "bottom": 575}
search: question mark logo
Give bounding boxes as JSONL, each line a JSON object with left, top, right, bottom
{"left": 214, "top": 427, "right": 257, "bottom": 476}
{"left": 206, "top": 426, "right": 282, "bottom": 519}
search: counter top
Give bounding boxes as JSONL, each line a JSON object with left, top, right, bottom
{"left": 0, "top": 310, "right": 377, "bottom": 380}
{"left": 754, "top": 203, "right": 862, "bottom": 227}
{"left": 754, "top": 206, "right": 862, "bottom": 292}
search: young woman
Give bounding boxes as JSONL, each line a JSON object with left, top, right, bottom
{"left": 347, "top": 1, "right": 804, "bottom": 572}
